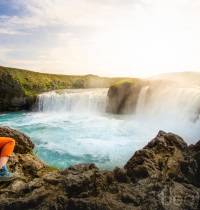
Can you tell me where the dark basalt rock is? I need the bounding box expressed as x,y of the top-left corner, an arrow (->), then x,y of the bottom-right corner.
106,80 -> 146,114
125,130 -> 189,182
0,126 -> 200,210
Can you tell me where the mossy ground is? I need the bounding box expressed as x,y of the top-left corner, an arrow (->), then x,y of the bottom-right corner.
111,78 -> 142,88
0,66 -> 132,97
0,66 -> 87,96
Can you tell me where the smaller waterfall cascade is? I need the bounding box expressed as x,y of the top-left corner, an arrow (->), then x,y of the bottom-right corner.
37,89 -> 108,113
135,85 -> 200,122
135,86 -> 150,114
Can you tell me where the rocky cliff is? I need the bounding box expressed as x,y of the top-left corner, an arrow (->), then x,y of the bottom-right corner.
0,126 -> 200,210
106,79 -> 147,114
106,79 -> 182,115
106,72 -> 200,115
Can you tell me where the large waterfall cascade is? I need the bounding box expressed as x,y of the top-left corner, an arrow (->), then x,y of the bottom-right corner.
37,88 -> 108,113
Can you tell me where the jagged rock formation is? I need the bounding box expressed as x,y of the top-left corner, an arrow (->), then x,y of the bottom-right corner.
0,127 -> 200,210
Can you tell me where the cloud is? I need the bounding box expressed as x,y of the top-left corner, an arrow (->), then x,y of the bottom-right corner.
0,0 -> 200,76
0,0 -> 145,33
0,28 -> 24,35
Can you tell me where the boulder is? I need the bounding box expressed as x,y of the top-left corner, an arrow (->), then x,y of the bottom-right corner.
125,130 -> 200,187
0,127 -> 34,154
125,131 -> 188,182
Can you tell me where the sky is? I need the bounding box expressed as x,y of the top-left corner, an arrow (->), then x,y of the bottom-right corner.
0,0 -> 200,77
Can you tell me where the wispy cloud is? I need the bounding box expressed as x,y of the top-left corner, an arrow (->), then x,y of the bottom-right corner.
0,0 -> 200,76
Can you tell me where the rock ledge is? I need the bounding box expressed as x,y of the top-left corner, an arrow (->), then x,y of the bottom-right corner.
0,127 -> 200,210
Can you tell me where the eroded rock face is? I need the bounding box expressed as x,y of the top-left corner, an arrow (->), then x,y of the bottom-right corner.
0,70 -> 37,112
0,127 -> 200,210
125,131 -> 188,182
124,130 -> 200,189
106,80 -> 146,114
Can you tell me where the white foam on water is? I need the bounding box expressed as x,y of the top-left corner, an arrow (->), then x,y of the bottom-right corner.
0,86 -> 200,169
37,88 -> 108,113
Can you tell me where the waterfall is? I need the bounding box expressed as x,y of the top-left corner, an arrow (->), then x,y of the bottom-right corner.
37,85 -> 200,123
135,85 -> 200,122
37,89 -> 108,113
135,86 -> 150,114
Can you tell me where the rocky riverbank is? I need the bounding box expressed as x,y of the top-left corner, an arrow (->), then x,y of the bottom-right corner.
0,126 -> 199,210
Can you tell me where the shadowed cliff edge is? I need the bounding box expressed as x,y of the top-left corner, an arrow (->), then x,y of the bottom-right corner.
0,126 -> 200,210
106,79 -> 146,114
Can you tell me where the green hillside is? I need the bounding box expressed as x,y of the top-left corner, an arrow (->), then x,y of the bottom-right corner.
0,66 -> 119,96
0,66 -> 130,111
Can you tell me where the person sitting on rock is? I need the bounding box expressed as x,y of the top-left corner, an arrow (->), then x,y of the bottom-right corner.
0,137 -> 15,181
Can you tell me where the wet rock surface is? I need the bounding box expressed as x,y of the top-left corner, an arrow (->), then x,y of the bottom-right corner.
0,127 -> 200,210
106,80 -> 146,114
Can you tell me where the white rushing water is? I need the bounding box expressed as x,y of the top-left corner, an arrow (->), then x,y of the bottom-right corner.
133,83 -> 200,141
0,85 -> 200,169
135,85 -> 200,122
37,89 -> 108,113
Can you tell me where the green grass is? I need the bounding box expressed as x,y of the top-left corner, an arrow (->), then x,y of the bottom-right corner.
0,66 -> 132,97
111,78 -> 142,88
0,66 -> 87,96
